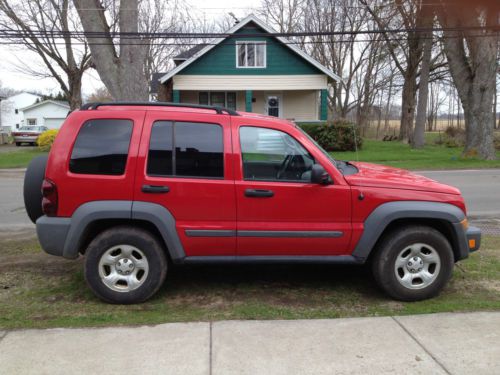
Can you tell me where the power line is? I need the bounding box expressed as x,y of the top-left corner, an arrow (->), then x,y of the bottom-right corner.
0,24 -> 497,40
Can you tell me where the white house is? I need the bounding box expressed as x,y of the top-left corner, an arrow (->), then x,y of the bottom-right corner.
20,100 -> 70,129
0,92 -> 41,131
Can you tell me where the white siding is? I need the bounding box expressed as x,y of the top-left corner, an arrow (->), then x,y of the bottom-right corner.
178,90 -> 319,121
173,75 -> 328,91
0,93 -> 41,131
282,90 -> 319,122
22,102 -> 69,130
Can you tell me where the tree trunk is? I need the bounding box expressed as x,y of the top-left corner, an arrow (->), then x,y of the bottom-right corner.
413,30 -> 433,148
437,2 -> 497,159
399,70 -> 417,142
74,0 -> 148,101
67,71 -> 83,110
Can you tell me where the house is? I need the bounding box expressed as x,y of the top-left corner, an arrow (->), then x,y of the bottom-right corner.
151,14 -> 341,123
20,100 -> 70,129
0,92 -> 41,131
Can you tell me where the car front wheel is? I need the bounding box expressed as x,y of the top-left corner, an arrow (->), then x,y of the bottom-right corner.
372,225 -> 454,301
84,226 -> 167,304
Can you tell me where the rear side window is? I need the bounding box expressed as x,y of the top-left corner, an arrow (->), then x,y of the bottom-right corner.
147,121 -> 223,178
70,119 -> 133,175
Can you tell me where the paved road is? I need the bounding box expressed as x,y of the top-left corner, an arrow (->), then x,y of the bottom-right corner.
419,169 -> 500,218
0,312 -> 498,374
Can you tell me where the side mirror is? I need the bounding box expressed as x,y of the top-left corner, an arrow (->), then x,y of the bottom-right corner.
311,164 -> 331,185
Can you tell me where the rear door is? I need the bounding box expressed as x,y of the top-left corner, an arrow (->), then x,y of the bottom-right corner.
233,120 -> 352,256
134,110 -> 236,257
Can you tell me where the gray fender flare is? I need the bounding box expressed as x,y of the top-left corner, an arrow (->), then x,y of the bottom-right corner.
62,200 -> 185,261
351,201 -> 466,261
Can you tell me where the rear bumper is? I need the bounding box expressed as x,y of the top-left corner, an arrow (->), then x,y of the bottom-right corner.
36,216 -> 72,258
14,135 -> 38,143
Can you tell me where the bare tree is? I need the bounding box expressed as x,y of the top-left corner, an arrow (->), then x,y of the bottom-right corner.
0,0 -> 91,109
73,0 -> 148,100
437,0 -> 498,159
413,1 -> 434,148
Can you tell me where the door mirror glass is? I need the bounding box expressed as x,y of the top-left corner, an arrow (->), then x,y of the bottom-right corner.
310,164 -> 331,185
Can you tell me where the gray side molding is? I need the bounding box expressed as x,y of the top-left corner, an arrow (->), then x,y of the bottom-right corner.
352,201 -> 466,261
132,201 -> 186,262
62,201 -> 133,258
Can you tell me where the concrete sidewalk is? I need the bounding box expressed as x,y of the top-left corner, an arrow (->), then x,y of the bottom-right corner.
0,312 -> 498,374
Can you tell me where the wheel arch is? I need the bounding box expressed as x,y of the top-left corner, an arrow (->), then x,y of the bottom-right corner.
352,201 -> 468,263
62,201 -> 186,262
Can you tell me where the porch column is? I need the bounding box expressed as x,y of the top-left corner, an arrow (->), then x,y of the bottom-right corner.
320,89 -> 328,121
172,90 -> 180,103
245,90 -> 252,112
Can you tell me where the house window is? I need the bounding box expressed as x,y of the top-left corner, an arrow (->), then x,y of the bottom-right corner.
27,118 -> 37,126
199,92 -> 237,110
236,42 -> 266,68
15,109 -> 18,114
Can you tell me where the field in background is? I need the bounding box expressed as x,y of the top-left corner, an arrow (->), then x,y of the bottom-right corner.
366,120 -> 467,139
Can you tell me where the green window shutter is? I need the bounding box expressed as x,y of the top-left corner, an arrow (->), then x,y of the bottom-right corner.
245,90 -> 253,112
320,89 -> 328,121
172,90 -> 180,103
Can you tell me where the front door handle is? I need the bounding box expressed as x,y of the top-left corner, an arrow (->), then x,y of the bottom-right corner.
142,185 -> 170,193
244,189 -> 274,198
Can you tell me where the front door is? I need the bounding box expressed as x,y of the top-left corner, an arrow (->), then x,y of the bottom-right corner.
265,94 -> 282,117
233,124 -> 352,256
134,111 -> 236,257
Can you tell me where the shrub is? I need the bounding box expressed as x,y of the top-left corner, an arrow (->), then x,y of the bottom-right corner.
494,132 -> 500,151
442,126 -> 465,148
299,119 -> 362,152
37,129 -> 59,151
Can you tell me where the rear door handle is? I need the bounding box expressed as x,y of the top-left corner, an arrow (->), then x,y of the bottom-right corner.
142,185 -> 170,193
244,189 -> 274,198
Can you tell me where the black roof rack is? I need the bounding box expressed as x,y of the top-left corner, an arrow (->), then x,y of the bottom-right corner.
80,102 -> 240,116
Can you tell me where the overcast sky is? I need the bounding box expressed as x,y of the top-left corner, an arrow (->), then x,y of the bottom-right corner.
0,0 -> 259,97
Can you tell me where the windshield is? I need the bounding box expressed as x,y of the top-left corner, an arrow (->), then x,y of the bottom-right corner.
295,125 -> 338,167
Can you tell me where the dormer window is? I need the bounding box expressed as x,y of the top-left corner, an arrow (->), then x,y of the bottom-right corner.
236,41 -> 266,68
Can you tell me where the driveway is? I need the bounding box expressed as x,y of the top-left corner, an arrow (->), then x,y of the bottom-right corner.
0,312 -> 498,374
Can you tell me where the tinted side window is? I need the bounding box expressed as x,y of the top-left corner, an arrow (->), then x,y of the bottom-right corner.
70,119 -> 133,175
147,121 -> 223,178
147,121 -> 173,176
240,126 -> 315,182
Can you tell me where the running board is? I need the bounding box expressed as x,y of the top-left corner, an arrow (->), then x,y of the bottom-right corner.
179,255 -> 364,265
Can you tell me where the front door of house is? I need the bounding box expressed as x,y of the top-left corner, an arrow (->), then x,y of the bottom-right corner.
265,94 -> 282,117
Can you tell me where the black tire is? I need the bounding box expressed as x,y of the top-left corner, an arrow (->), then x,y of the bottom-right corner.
23,155 -> 48,223
371,225 -> 454,301
84,226 -> 167,304
15,142 -> 21,146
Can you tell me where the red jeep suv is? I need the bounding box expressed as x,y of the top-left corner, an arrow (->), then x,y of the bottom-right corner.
24,102 -> 481,304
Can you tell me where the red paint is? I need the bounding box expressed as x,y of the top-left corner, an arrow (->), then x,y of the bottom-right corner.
46,105 -> 469,257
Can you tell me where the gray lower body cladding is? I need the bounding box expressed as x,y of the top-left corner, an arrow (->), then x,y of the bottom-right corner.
35,200 -> 480,264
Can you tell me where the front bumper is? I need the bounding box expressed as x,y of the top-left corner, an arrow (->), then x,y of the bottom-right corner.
465,226 -> 481,253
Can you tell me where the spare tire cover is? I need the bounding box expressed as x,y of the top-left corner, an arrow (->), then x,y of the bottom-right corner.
23,155 -> 48,223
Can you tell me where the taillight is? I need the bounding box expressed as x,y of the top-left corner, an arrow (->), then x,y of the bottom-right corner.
41,179 -> 58,216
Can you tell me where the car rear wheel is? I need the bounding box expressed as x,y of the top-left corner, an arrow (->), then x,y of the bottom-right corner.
84,226 -> 167,304
372,225 -> 454,301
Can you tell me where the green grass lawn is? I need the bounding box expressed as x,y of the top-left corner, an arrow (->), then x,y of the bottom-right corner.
1,236 -> 499,329
333,138 -> 500,170
0,148 -> 47,169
